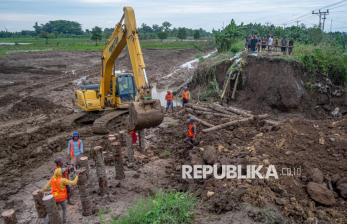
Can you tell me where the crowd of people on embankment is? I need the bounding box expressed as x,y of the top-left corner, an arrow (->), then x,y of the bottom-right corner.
246,35 -> 294,55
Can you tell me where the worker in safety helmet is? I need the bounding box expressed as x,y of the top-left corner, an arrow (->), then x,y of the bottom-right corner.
181,86 -> 190,107
67,131 -> 84,167
42,168 -> 79,223
54,157 -> 73,205
165,90 -> 174,113
184,117 -> 197,146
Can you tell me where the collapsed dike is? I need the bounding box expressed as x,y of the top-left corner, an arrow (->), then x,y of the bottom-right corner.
188,52 -> 346,118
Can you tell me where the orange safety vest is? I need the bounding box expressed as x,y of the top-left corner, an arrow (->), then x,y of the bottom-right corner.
165,93 -> 173,101
182,90 -> 190,100
69,139 -> 81,160
51,177 -> 68,202
187,123 -> 195,138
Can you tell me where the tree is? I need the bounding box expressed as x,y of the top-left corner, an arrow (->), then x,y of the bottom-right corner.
40,20 -> 82,35
193,30 -> 200,40
177,28 -> 187,40
162,21 -> 172,32
140,23 -> 153,33
91,26 -> 102,46
152,24 -> 161,33
157,31 -> 168,41
33,22 -> 41,35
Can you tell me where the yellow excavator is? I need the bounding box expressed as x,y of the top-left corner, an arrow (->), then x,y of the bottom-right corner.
74,6 -> 163,133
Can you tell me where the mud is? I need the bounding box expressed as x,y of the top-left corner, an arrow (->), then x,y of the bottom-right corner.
1,49 -> 347,224
0,48 -> 205,223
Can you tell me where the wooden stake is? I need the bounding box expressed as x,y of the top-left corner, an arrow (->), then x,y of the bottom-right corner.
202,117 -> 253,133
92,146 -> 108,195
186,108 -> 232,118
42,195 -> 62,224
78,156 -> 89,180
231,72 -> 240,100
138,130 -> 146,151
32,190 -> 46,218
119,130 -> 134,163
188,114 -> 214,127
112,142 -> 125,180
77,168 -> 94,216
1,209 -> 17,224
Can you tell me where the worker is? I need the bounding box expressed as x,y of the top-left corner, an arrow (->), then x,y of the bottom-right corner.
165,90 -> 174,113
54,158 -> 73,205
184,117 -> 196,146
181,87 -> 190,107
67,131 -> 84,167
42,168 -> 79,224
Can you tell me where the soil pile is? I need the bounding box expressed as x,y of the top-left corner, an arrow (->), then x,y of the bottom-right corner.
163,111 -> 347,223
189,54 -> 346,118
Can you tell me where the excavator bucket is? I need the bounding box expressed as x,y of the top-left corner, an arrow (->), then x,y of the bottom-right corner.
128,99 -> 164,130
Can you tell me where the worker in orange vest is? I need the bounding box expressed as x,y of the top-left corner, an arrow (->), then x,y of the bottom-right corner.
54,158 -> 74,205
67,131 -> 84,167
184,117 -> 197,146
165,90 -> 174,113
42,168 -> 79,223
182,86 -> 190,106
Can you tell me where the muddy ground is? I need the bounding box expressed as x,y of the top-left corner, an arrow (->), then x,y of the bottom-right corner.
0,48 -> 203,223
0,49 -> 347,224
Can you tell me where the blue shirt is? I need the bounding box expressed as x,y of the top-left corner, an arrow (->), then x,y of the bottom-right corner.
67,139 -> 84,158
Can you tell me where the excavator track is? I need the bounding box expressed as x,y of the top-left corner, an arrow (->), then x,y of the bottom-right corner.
92,110 -> 128,134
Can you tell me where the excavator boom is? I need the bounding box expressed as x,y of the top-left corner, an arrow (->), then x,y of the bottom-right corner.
75,6 -> 163,132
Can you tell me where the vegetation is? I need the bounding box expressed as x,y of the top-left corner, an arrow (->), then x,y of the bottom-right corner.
91,26 -> 102,46
213,19 -> 347,86
111,191 -> 196,224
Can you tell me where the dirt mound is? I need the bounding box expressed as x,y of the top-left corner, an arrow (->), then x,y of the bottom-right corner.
9,96 -> 65,117
240,56 -> 307,111
158,110 -> 347,223
190,54 -> 346,118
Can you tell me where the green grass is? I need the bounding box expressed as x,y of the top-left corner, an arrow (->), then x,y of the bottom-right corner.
290,43 -> 347,86
111,191 -> 196,224
0,37 -> 214,57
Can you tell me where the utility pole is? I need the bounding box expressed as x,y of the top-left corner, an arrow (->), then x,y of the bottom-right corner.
312,10 -> 329,31
330,19 -> 333,33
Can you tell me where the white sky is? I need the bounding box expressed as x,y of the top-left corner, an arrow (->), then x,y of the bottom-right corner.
0,0 -> 346,32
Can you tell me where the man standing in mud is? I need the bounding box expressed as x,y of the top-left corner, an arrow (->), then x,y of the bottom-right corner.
165,90 -> 174,113
184,117 -> 197,146
54,158 -> 74,205
67,131 -> 84,167
181,86 -> 190,107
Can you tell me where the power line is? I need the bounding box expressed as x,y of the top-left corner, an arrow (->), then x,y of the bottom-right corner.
283,0 -> 347,27
318,0 -> 347,10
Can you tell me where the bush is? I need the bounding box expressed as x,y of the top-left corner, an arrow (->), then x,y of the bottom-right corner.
294,44 -> 347,86
111,191 -> 196,224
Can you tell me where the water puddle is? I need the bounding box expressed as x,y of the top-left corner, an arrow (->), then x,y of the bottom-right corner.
0,42 -> 32,46
151,85 -> 180,107
163,49 -> 217,79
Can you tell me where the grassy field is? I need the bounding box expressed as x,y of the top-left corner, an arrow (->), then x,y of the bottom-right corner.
0,36 -> 214,56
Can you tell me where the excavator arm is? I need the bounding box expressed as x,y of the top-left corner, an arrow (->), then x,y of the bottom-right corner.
100,6 -> 149,108
99,6 -> 163,130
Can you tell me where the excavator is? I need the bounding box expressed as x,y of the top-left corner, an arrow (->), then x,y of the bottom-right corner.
74,6 -> 163,133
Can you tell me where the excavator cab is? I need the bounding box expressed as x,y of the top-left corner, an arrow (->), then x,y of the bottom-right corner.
115,73 -> 136,102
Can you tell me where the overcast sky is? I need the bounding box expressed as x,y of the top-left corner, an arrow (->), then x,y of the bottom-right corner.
1,0 -> 347,32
